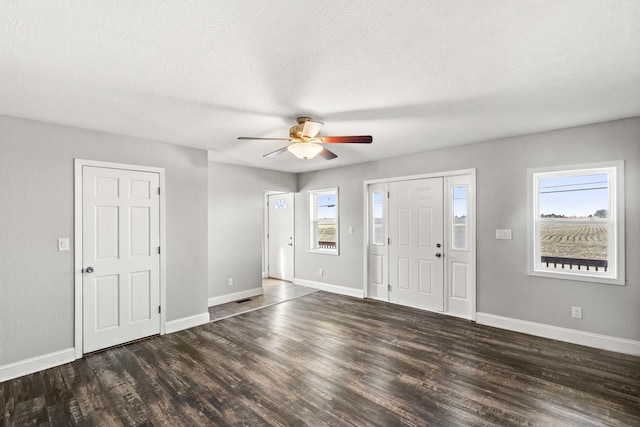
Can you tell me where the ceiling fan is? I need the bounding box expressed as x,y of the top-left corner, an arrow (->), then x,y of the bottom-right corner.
238,116 -> 373,160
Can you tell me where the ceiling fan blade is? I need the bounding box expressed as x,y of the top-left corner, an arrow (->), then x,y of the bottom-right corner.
301,120 -> 324,138
263,146 -> 290,158
238,137 -> 292,141
318,147 -> 338,160
320,135 -> 373,144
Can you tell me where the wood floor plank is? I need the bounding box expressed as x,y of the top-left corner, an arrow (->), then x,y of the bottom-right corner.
2,291 -> 640,426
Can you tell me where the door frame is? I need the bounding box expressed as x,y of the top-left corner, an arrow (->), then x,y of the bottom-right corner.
263,191 -> 295,280
362,168 -> 477,320
74,159 -> 167,359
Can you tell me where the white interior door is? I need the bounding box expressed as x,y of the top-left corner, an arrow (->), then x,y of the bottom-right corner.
367,183 -> 389,300
82,166 -> 161,353
389,178 -> 444,311
268,193 -> 294,281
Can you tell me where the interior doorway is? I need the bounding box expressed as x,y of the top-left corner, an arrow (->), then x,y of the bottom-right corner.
266,192 -> 294,281
74,159 -> 166,357
364,170 -> 476,320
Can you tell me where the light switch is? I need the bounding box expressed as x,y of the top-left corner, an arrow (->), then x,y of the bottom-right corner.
348,226 -> 354,234
58,238 -> 70,251
496,229 -> 512,240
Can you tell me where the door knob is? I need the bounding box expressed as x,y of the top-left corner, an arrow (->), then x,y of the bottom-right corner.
436,243 -> 441,248
288,243 -> 293,246
85,266 -> 94,273
435,253 -> 442,258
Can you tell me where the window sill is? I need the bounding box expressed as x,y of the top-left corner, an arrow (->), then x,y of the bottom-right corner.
528,269 -> 624,286
309,249 -> 339,256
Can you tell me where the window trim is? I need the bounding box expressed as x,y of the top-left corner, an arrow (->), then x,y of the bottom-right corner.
309,187 -> 339,255
527,161 -> 625,285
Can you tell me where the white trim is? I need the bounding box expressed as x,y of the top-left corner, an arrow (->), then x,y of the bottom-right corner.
0,348 -> 75,383
308,187 -> 339,255
293,278 -> 365,299
476,313 -> 640,356
165,313 -> 211,334
74,159 -> 167,359
363,168 -> 476,185
362,169 -> 477,319
527,160 -> 625,286
263,190 -> 292,281
208,287 -> 264,307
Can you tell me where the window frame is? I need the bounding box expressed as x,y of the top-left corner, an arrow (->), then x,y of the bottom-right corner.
527,161 -> 625,285
309,187 -> 339,255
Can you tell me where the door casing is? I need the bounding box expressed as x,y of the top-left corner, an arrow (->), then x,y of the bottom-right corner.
74,159 -> 167,359
267,192 -> 295,281
363,169 -> 476,320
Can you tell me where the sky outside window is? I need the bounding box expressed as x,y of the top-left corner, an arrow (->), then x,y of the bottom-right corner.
539,173 -> 608,218
317,193 -> 336,218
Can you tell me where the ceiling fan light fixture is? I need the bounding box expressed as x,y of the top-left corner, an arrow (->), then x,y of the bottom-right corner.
301,120 -> 324,138
287,142 -> 323,160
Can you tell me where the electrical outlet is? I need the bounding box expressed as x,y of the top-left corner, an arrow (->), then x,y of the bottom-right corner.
318,268 -> 323,276
227,278 -> 233,286
572,306 -> 582,319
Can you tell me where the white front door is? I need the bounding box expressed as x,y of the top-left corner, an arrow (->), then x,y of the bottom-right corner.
82,166 -> 161,353
367,183 -> 389,300
268,193 -> 294,281
388,178 -> 444,311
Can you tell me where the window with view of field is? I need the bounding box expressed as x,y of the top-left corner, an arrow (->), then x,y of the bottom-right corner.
452,185 -> 468,251
309,188 -> 339,254
529,162 -> 624,285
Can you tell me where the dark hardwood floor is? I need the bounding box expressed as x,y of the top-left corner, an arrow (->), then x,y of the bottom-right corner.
2,291 -> 639,426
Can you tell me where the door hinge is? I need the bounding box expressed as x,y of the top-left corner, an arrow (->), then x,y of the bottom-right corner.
387,237 -> 390,245
158,305 -> 161,314
158,246 -> 161,254
388,284 -> 391,291
387,191 -> 390,198
158,187 -> 161,195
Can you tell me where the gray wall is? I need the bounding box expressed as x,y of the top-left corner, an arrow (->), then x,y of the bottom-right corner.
208,162 -> 296,299
0,115 -> 209,365
295,118 -> 640,341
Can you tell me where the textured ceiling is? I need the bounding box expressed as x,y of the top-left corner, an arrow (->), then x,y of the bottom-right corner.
1,1 -> 639,173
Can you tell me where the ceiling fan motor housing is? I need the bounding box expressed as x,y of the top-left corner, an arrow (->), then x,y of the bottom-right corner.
289,116 -> 314,139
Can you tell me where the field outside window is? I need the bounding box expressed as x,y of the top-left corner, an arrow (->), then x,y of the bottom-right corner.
309,188 -> 339,254
528,162 -> 624,285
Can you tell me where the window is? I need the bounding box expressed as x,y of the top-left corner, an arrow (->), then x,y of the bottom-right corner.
371,191 -> 385,246
528,162 -> 625,285
274,199 -> 288,209
309,188 -> 339,254
451,185 -> 468,251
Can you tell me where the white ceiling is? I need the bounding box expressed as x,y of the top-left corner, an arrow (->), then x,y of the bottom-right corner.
1,1 -> 639,173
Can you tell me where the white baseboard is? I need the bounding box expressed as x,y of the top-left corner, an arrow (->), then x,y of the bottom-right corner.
293,278 -> 365,299
0,348 -> 75,383
208,287 -> 263,307
476,312 -> 640,356
165,312 -> 210,334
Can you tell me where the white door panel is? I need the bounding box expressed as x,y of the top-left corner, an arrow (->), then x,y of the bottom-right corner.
268,193 -> 294,281
389,178 -> 444,311
83,166 -> 160,353
445,175 -> 475,318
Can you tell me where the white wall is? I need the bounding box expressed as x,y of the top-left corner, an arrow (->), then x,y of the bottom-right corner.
0,115 -> 209,366
295,118 -> 640,341
208,162 -> 296,300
